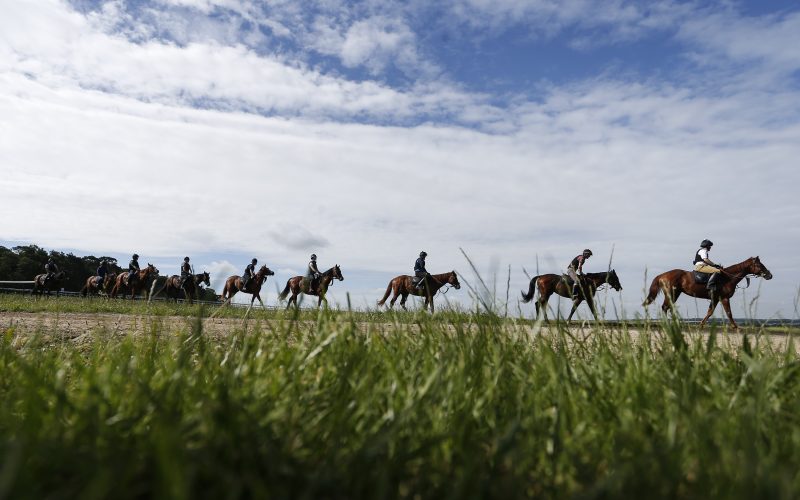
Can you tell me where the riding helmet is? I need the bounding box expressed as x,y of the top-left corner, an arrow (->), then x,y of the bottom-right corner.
700,239 -> 713,248
583,249 -> 593,256
132,254 -> 139,259
420,251 -> 427,257
184,256 -> 190,262
311,254 -> 317,260
252,258 -> 257,264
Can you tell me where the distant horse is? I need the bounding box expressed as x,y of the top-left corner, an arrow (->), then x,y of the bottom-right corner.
643,256 -> 772,329
155,272 -> 210,304
219,265 -> 275,310
279,265 -> 343,309
79,273 -> 117,297
110,264 -> 159,299
521,270 -> 622,322
31,271 -> 67,296
377,271 -> 461,313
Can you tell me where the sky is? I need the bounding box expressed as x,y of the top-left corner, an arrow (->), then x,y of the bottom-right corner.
1,0 -> 798,319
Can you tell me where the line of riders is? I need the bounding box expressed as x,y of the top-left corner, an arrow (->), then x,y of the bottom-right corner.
33,239 -> 772,327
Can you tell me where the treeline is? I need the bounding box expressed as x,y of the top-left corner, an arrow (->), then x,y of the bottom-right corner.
0,245 -> 218,300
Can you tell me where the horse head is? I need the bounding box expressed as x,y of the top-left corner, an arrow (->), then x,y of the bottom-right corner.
258,265 -> 275,279
607,269 -> 622,291
199,271 -> 211,287
448,270 -> 461,289
750,256 -> 773,280
145,263 -> 159,277
333,265 -> 344,281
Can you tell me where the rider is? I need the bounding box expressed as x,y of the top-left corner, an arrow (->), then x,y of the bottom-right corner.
242,258 -> 257,291
96,259 -> 109,287
567,249 -> 592,297
44,257 -> 59,285
128,254 -> 140,285
414,251 -> 429,290
307,254 -> 321,293
179,257 -> 191,288
693,239 -> 723,292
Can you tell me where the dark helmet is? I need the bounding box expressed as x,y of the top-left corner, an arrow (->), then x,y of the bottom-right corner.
132,254 -> 139,259
251,258 -> 257,264
311,254 -> 317,260
420,251 -> 427,257
700,239 -> 713,248
583,249 -> 593,256
184,256 -> 190,262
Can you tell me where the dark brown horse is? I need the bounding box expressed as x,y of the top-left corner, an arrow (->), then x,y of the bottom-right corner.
279,265 -> 343,309
110,264 -> 159,299
643,256 -> 772,329
521,270 -> 622,322
79,272 -> 117,297
154,272 -> 210,304
31,271 -> 67,296
219,265 -> 275,310
377,271 -> 461,313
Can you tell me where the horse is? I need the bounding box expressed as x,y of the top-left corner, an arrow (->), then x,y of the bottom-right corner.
31,271 -> 67,296
377,271 -> 461,313
521,270 -> 622,322
110,264 -> 159,299
79,273 -> 117,297
279,265 -> 344,309
219,265 -> 275,310
643,256 -> 772,329
154,272 -> 210,304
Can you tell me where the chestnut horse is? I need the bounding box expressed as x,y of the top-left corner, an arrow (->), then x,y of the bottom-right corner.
219,265 -> 275,310
110,264 -> 159,299
279,265 -> 343,309
31,271 -> 67,296
155,272 -> 210,304
80,273 -> 117,297
643,256 -> 772,329
521,270 -> 622,322
377,271 -> 461,313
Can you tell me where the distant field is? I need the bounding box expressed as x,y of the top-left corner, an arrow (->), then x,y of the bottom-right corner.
2,294 -> 800,498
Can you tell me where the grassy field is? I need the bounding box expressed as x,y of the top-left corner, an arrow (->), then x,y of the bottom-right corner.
2,295 -> 800,498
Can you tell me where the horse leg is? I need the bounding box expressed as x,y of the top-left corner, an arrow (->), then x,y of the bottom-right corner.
389,289 -> 400,308
400,293 -> 409,311
567,298 -> 581,322
720,298 -> 738,330
699,298 -> 719,328
585,295 -> 599,321
662,290 -> 680,314
257,293 -> 267,310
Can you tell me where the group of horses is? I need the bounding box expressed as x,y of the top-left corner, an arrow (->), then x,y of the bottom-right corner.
28,255 -> 774,328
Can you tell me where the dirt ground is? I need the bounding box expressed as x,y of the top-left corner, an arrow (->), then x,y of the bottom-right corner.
1,311 -> 797,354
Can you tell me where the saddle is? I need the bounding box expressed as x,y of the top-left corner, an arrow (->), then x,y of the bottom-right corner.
561,274 -> 575,286
692,271 -> 711,284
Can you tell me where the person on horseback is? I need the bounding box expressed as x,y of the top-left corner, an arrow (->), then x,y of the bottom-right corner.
44,257 -> 59,285
307,254 -> 321,293
693,239 -> 723,292
242,258 -> 257,291
179,257 -> 191,288
96,260 -> 109,287
567,249 -> 592,298
414,251 -> 429,290
128,254 -> 140,285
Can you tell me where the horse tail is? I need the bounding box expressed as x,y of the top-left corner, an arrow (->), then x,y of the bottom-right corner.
278,280 -> 291,300
377,281 -> 393,306
521,276 -> 539,303
643,276 -> 662,306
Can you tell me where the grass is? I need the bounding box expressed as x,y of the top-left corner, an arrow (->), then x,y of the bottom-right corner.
2,295 -> 800,498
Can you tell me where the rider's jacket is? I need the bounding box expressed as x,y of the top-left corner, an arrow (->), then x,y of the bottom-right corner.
308,261 -> 320,276
414,257 -> 427,275
97,264 -> 107,277
45,262 -> 58,273
181,262 -> 191,275
244,263 -> 255,278
693,248 -> 710,265
568,255 -> 585,271
129,259 -> 140,272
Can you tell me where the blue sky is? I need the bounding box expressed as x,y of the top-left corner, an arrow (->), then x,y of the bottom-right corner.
1,0 -> 798,318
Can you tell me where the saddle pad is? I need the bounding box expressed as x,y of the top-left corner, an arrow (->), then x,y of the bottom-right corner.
692,271 -> 711,284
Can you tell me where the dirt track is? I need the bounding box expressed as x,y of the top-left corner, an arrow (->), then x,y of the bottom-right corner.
1,311 -> 797,353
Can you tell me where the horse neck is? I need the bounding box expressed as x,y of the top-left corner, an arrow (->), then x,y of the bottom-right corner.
723,259 -> 753,281
585,272 -> 609,285
320,267 -> 336,283
139,267 -> 152,278
429,272 -> 453,289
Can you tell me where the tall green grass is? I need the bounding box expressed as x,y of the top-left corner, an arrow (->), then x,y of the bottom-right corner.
2,306 -> 800,499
